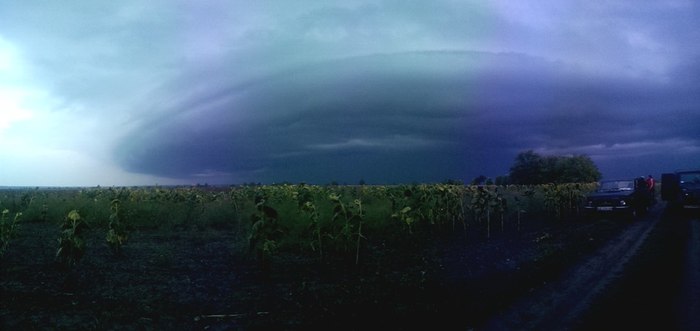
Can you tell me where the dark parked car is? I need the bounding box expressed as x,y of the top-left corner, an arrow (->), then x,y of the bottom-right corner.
584,178 -> 652,219
661,169 -> 700,211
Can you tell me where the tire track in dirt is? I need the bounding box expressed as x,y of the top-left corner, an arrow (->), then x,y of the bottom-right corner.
481,205 -> 663,331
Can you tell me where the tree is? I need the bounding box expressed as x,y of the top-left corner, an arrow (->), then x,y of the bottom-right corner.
555,154 -> 601,183
509,150 -> 544,184
471,175 -> 488,185
509,150 -> 601,184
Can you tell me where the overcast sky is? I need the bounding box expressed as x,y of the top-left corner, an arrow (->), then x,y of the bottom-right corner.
1,1 -> 699,186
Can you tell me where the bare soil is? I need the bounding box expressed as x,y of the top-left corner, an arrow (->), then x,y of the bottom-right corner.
1,204 -> 697,330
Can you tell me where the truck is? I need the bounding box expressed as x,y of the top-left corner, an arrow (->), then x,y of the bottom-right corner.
661,169 -> 700,211
584,178 -> 652,219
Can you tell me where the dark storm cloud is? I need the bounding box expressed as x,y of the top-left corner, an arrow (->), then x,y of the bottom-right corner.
114,50 -> 699,184
3,1 -> 699,186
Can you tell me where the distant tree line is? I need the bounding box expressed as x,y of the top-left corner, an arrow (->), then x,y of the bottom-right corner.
508,150 -> 601,184
470,150 -> 601,185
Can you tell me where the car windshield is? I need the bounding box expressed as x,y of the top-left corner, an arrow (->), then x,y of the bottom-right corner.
598,180 -> 634,191
679,172 -> 700,188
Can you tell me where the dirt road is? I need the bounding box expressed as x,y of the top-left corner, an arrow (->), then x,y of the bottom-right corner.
680,215 -> 700,329
481,203 -> 700,331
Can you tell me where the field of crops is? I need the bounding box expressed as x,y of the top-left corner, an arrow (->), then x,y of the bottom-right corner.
1,183 -> 615,329
1,183 -> 598,262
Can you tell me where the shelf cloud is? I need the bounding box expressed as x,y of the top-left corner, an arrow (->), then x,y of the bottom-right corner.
1,1 -> 698,186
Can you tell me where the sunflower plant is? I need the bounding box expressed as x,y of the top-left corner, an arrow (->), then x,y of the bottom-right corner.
56,210 -> 88,267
